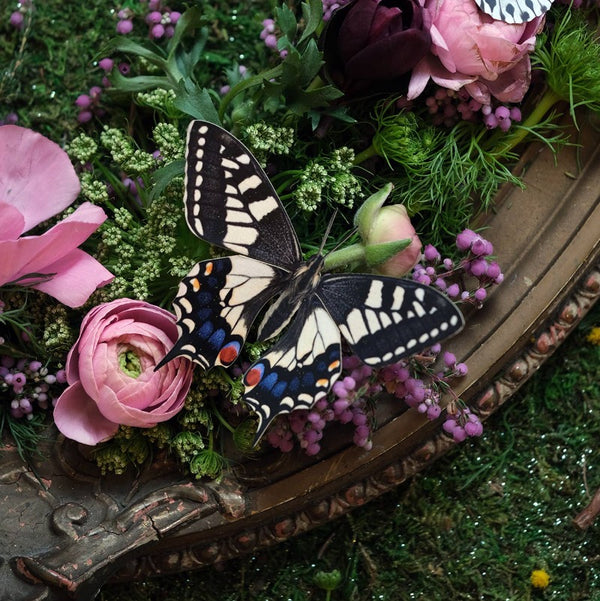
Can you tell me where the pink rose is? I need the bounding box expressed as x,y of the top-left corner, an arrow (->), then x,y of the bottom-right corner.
54,299 -> 194,445
368,204 -> 422,276
0,125 -> 113,307
408,0 -> 544,104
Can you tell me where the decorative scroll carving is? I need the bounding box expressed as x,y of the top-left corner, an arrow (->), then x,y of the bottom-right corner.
0,434 -> 246,601
109,264 -> 600,581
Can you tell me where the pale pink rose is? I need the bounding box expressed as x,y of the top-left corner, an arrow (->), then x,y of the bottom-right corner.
408,0 -> 544,104
0,125 -> 113,307
53,299 -> 194,445
368,205 -> 422,276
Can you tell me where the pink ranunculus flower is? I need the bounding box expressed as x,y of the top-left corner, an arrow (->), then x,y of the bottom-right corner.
407,0 -> 545,104
368,204 -> 422,276
54,299 -> 194,445
0,125 -> 113,307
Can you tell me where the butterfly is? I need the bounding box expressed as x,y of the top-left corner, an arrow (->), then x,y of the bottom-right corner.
157,121 -> 464,444
473,0 -> 554,23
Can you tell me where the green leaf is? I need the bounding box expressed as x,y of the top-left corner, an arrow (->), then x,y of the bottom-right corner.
275,3 -> 297,42
365,239 -> 412,267
299,0 -> 324,45
108,71 -> 173,93
166,7 -> 203,58
150,158 -> 184,201
174,80 -> 221,123
298,38 -> 323,85
98,37 -> 166,69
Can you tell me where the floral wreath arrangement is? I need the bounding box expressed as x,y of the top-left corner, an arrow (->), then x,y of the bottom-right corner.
1,0 -> 600,480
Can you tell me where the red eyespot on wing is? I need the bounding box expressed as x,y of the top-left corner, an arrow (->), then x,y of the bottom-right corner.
244,364 -> 264,387
218,341 -> 240,366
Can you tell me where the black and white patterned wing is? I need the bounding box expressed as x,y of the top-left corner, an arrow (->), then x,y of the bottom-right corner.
318,274 -> 464,366
157,256 -> 287,370
184,121 -> 302,268
473,0 -> 553,23
243,298 -> 342,444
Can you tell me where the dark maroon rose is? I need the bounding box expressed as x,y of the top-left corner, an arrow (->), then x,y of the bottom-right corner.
322,0 -> 431,95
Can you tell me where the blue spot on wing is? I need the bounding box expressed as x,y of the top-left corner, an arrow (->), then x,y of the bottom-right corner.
199,321 -> 214,338
261,372 -> 278,391
208,328 -> 226,349
273,381 -> 287,398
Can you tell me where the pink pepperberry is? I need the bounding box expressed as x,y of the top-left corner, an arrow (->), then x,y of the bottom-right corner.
169,11 -> 181,24
423,244 -> 440,262
510,107 -> 522,121
446,283 -> 460,298
495,106 -> 511,120
453,427 -> 467,442
75,94 -> 92,108
116,19 -> 134,34
474,288 -> 487,301
427,405 -> 441,420
151,23 -> 165,38
98,58 -> 114,72
146,10 -> 162,24
10,11 -> 24,28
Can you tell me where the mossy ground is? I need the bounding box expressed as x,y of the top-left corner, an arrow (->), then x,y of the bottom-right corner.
99,301 -> 600,600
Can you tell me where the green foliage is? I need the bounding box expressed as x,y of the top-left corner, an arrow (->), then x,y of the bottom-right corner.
534,8 -> 600,121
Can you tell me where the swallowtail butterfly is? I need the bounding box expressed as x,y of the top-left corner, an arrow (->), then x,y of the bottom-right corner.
158,121 -> 464,444
473,0 -> 554,23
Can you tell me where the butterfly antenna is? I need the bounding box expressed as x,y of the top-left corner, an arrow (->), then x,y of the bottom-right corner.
320,213 -> 359,258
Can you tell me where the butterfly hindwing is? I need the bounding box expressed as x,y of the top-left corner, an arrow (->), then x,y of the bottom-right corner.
158,255 -> 287,370
473,0 -> 553,23
317,274 -> 464,366
184,121 -> 302,268
243,298 -> 342,443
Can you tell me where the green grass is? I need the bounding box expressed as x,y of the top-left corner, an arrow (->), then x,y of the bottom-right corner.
100,300 -> 600,600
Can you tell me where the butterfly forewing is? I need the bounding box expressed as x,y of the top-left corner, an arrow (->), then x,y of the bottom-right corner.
317,274 -> 464,366
158,256 -> 287,370
243,298 -> 342,443
184,121 -> 302,268
473,0 -> 553,23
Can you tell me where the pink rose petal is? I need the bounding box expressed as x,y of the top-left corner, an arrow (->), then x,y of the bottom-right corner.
54,381 -> 119,445
0,125 -> 80,232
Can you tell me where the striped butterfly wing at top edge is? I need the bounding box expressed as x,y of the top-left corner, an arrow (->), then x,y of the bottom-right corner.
184,121 -> 302,268
317,274 -> 464,367
243,297 -> 342,444
473,0 -> 553,23
158,255 -> 288,370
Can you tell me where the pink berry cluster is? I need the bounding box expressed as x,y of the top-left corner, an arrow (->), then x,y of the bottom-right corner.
74,59 -> 131,123
442,404 -> 483,442
116,1 -> 180,39
143,2 -> 181,40
378,344 -> 468,420
9,0 -> 32,30
75,85 -> 104,124
413,229 -> 503,307
266,356 -> 380,456
0,355 -> 66,419
425,87 -> 521,131
482,105 -> 522,132
259,19 -> 287,58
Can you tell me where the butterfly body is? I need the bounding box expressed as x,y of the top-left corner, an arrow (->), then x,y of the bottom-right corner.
160,121 -> 465,443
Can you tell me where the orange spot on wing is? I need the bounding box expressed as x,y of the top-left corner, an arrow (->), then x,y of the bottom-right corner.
219,345 -> 238,365
316,378 -> 329,387
191,278 -> 201,292
328,360 -> 340,371
204,262 -> 213,276
245,368 -> 262,387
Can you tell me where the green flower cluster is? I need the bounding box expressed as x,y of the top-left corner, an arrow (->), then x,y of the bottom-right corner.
243,122 -> 295,167
294,147 -> 362,212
